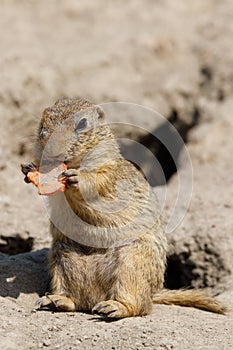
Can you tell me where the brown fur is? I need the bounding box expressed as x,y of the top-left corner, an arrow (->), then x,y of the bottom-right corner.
22,97 -> 227,318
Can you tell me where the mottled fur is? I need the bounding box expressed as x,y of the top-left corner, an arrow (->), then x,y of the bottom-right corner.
22,97 -> 227,318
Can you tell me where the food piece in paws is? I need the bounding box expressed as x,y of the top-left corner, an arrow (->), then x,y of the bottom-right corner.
27,163 -> 67,196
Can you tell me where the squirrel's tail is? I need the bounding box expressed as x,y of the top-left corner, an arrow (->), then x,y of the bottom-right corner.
152,289 -> 229,314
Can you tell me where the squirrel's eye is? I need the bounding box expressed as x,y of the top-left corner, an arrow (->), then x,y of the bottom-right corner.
75,118 -> 87,133
39,127 -> 49,139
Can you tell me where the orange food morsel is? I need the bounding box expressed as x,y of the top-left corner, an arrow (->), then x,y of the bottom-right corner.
27,163 -> 67,196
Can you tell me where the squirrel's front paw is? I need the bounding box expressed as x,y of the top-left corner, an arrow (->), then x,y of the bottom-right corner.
59,169 -> 79,188
21,162 -> 37,183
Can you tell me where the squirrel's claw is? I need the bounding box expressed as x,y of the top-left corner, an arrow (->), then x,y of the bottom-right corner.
21,162 -> 37,176
59,169 -> 79,189
21,162 -> 37,184
34,294 -> 76,312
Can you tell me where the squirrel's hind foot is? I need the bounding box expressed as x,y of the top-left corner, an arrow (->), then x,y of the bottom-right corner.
34,294 -> 76,312
92,300 -> 135,319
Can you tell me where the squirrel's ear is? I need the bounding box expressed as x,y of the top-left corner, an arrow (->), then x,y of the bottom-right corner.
96,106 -> 105,120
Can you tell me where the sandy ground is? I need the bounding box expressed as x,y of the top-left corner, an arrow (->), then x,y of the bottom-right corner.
0,0 -> 233,349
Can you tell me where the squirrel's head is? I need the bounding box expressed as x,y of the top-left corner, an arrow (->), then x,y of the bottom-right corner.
35,97 -> 119,168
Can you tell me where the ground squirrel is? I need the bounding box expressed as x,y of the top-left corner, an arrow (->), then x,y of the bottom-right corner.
21,97 -> 227,318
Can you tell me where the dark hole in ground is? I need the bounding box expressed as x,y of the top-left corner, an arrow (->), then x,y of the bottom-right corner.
165,253 -> 196,289
136,125 -> 177,185
0,234 -> 34,255
120,108 -> 200,187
